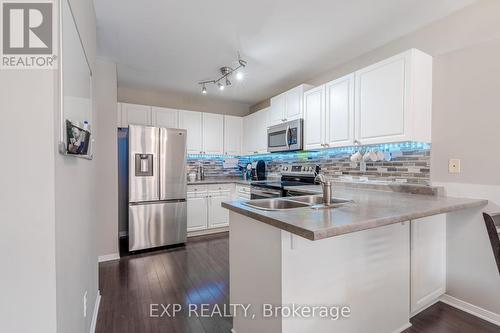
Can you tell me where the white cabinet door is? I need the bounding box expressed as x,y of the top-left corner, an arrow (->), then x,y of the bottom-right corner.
268,93 -> 285,126
303,85 -> 325,150
355,53 -> 408,144
121,103 -> 152,127
202,113 -> 224,155
208,190 -> 231,228
325,74 -> 355,147
224,115 -> 243,155
255,108 -> 269,153
152,107 -> 179,128
187,194 -> 208,232
285,85 -> 304,121
179,110 -> 203,154
243,109 -> 267,155
243,112 -> 256,155
410,214 -> 446,314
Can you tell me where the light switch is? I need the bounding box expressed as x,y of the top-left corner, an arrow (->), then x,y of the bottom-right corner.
449,159 -> 461,174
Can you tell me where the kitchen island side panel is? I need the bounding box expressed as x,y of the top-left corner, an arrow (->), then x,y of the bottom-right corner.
229,212 -> 283,333
281,222 -> 411,333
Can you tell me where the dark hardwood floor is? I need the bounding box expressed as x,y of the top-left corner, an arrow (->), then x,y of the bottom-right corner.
97,233 -> 500,333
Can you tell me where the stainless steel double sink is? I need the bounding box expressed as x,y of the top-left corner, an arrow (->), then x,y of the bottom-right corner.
241,195 -> 353,211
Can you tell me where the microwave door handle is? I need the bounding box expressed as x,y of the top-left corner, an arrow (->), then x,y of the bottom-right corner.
285,126 -> 290,149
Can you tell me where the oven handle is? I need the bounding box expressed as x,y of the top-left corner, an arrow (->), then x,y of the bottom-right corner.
251,187 -> 282,197
285,125 -> 290,149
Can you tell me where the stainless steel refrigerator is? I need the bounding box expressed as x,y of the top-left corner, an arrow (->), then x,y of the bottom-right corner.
127,124 -> 187,251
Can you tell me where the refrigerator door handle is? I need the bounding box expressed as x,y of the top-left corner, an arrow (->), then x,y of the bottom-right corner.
130,199 -> 187,206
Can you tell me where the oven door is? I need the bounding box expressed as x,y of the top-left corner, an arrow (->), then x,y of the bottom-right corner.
267,119 -> 303,152
250,186 -> 282,200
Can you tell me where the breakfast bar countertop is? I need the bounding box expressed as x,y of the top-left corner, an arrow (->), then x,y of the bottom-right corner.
222,185 -> 487,240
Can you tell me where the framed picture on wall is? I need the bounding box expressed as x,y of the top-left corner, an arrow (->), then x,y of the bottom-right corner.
65,120 -> 90,155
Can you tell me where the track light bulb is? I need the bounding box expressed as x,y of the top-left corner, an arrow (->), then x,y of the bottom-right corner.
218,82 -> 224,91
201,85 -> 207,94
236,71 -> 244,81
225,77 -> 231,86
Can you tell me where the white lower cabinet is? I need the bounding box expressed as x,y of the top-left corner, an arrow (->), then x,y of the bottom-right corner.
187,186 -> 208,232
208,190 -> 231,228
410,214 -> 446,314
187,184 -> 234,233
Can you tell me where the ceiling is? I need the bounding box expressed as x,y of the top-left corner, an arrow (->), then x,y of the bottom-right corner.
95,0 -> 476,105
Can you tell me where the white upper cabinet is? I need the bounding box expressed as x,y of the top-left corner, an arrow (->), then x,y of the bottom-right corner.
268,93 -> 286,126
254,108 -> 269,153
202,113 -> 224,155
285,85 -> 306,120
179,110 -> 203,154
152,107 -> 179,128
304,74 -> 354,149
325,74 -> 355,147
243,107 -> 268,155
354,49 -> 432,144
119,103 -> 152,127
224,115 -> 243,155
268,84 -> 312,127
303,85 -> 326,150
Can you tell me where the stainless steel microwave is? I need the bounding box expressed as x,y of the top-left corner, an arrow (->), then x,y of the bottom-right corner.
267,119 -> 303,152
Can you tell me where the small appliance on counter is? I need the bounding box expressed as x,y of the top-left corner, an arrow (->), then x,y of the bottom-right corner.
251,160 -> 266,181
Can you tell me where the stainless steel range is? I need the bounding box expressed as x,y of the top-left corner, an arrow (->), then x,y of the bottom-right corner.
250,164 -> 320,199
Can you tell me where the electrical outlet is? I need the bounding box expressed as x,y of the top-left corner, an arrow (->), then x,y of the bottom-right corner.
83,291 -> 87,317
449,158 -> 461,174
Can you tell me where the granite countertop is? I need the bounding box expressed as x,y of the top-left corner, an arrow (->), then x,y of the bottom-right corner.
222,186 -> 487,241
187,178 -> 254,185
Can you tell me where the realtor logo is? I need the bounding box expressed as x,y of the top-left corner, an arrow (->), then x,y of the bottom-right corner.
1,1 -> 57,69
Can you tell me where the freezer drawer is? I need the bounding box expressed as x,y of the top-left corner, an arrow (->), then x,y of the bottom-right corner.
129,200 -> 187,251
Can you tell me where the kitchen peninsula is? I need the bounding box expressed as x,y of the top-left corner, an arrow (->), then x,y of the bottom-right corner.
222,185 -> 487,333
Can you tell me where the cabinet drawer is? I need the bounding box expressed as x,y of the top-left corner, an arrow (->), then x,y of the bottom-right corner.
208,183 -> 234,192
236,185 -> 250,194
187,185 -> 208,197
237,194 -> 251,200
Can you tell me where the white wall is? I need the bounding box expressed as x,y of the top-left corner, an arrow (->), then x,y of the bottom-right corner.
0,70 -> 58,333
436,183 -> 500,322
54,0 -> 99,332
95,58 -> 119,258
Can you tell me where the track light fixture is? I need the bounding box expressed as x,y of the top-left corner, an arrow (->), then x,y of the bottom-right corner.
198,54 -> 247,94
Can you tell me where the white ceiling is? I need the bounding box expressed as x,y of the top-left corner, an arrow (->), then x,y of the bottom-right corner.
95,0 -> 476,105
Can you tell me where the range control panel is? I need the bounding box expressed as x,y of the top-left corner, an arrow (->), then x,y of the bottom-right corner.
280,164 -> 317,176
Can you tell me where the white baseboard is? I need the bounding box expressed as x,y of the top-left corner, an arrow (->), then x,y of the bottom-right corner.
188,227 -> 229,238
393,322 -> 412,333
90,290 -> 101,333
440,294 -> 500,326
98,253 -> 120,263
410,297 -> 441,317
